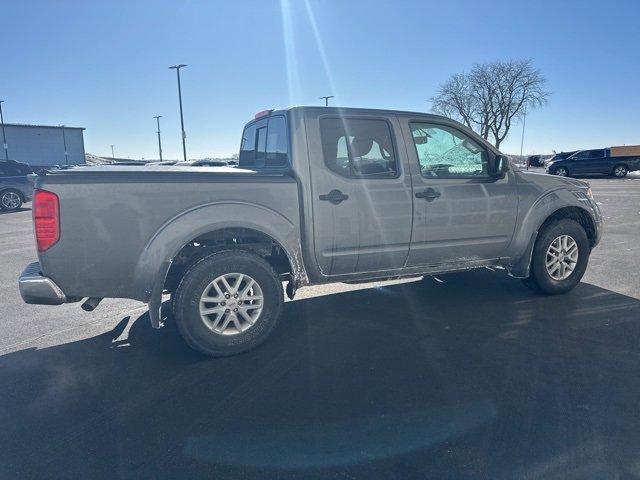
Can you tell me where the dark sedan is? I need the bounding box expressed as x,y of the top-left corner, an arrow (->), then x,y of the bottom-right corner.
0,161 -> 35,211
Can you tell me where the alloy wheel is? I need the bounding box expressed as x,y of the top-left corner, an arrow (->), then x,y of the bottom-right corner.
614,166 -> 627,177
199,273 -> 263,335
545,235 -> 579,280
1,191 -> 21,210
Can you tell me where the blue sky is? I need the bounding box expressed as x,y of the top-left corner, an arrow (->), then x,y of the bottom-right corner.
1,0 -> 639,159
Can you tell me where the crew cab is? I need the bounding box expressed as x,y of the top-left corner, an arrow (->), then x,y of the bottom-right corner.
19,107 -> 603,356
547,147 -> 640,178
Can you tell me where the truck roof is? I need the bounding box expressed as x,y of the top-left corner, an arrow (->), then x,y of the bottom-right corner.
268,105 -> 452,121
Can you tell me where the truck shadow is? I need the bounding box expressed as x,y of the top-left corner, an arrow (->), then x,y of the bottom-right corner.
2,269 -> 640,479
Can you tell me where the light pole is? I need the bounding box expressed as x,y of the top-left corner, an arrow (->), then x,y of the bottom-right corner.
519,107 -> 527,170
169,64 -> 188,161
111,145 -> 115,158
153,115 -> 163,161
60,125 -> 68,165
319,95 -> 334,106
0,100 -> 9,160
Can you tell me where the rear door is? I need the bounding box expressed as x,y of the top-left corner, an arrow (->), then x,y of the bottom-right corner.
307,115 -> 413,275
401,119 -> 518,266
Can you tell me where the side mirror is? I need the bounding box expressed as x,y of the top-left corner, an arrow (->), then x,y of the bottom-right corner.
492,154 -> 509,178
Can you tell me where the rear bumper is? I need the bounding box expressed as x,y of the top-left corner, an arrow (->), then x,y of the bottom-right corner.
18,262 -> 67,305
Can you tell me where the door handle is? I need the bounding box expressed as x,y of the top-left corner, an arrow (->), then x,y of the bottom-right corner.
319,189 -> 349,205
415,188 -> 441,202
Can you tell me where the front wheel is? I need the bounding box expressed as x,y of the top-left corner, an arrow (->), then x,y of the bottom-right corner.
0,190 -> 23,211
612,164 -> 628,178
173,250 -> 283,357
522,219 -> 590,295
555,167 -> 569,177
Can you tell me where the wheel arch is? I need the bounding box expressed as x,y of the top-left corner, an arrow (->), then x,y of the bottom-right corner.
509,200 -> 597,278
132,201 -> 307,328
536,206 -> 597,248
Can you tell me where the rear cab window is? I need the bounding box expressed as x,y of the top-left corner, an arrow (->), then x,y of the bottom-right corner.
239,115 -> 289,171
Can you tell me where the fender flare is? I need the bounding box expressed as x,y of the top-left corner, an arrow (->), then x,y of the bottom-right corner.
508,189 -> 596,278
133,201 -> 307,328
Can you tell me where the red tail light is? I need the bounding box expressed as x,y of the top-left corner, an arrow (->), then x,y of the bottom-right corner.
33,189 -> 60,252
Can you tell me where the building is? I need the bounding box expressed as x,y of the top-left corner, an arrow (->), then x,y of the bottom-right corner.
0,123 -> 85,169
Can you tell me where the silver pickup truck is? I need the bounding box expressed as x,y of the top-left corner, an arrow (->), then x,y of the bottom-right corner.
19,107 -> 603,356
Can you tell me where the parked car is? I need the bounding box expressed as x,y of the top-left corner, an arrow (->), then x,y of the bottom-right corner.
527,155 -> 545,167
547,148 -> 640,177
0,160 -> 35,212
19,107 -> 602,356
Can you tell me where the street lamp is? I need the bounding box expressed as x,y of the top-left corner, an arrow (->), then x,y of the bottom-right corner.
153,115 -> 163,161
319,95 -> 334,106
60,125 -> 68,165
169,64 -> 188,161
0,100 -> 9,160
520,107 -> 527,170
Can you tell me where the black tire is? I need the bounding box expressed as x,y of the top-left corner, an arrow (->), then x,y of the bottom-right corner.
173,250 -> 283,357
0,189 -> 23,212
523,218 -> 590,295
555,166 -> 569,177
612,164 -> 628,178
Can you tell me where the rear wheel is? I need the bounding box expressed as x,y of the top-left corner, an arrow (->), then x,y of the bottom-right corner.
522,219 -> 590,295
173,250 -> 283,356
612,164 -> 628,178
0,189 -> 23,211
555,166 -> 569,177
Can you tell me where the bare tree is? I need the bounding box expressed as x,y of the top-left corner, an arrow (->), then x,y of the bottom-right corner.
431,59 -> 550,149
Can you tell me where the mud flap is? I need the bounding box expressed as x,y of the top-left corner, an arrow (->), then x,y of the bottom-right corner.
148,260 -> 171,329
508,230 -> 538,279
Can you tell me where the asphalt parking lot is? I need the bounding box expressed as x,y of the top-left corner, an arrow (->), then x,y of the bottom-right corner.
1,173 -> 639,479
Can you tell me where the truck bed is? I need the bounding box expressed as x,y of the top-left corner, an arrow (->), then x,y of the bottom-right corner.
35,166 -> 300,301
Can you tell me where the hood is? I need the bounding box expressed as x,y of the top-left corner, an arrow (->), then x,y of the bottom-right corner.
519,170 -> 589,190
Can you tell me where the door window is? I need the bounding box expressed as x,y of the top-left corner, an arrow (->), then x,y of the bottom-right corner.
0,164 -> 20,176
410,123 -> 488,177
589,149 -> 605,159
571,151 -> 590,160
320,118 -> 398,178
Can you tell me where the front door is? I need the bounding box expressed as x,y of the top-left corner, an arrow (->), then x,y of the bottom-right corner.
401,120 -> 518,266
586,149 -> 609,174
307,115 -> 413,276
